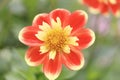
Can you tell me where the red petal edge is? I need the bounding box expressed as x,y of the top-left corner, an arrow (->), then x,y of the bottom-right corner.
67,10 -> 88,33
18,26 -> 43,46
82,0 -> 100,8
74,28 -> 95,49
62,47 -> 84,70
43,53 -> 62,80
49,8 -> 71,27
25,47 -> 47,66
32,13 -> 50,27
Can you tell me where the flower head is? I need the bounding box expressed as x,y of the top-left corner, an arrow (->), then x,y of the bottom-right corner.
81,0 -> 120,17
18,9 -> 95,80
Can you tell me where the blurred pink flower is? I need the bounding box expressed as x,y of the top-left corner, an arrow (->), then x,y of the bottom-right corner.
89,14 -> 111,35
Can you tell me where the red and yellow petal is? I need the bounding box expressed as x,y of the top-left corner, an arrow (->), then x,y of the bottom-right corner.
32,13 -> 50,27
62,47 -> 84,70
99,3 -> 109,15
19,26 -> 43,46
117,0 -> 120,3
109,3 -> 120,16
74,28 -> 95,49
66,10 -> 88,33
82,0 -> 100,8
49,9 -> 70,27
43,53 -> 62,80
25,47 -> 47,66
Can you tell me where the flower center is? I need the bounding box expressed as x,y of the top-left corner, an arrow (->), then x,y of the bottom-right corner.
44,27 -> 67,52
35,17 -> 78,59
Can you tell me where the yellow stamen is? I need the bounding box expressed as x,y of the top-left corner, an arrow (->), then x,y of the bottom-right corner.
67,37 -> 79,46
35,31 -> 46,41
49,50 -> 56,60
63,25 -> 72,35
51,17 -> 62,29
40,46 -> 49,53
63,45 -> 70,54
36,17 -> 79,60
39,22 -> 51,31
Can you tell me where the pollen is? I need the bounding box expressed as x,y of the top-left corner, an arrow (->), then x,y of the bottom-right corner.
45,28 -> 68,51
35,17 -> 78,60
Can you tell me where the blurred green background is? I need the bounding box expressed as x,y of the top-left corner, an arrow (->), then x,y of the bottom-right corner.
0,0 -> 120,80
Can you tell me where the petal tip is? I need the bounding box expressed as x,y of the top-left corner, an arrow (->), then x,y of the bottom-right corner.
25,55 -> 37,66
70,56 -> 85,71
74,10 -> 88,23
80,10 -> 88,22
87,29 -> 95,48
18,28 -> 26,44
44,73 -> 59,80
115,11 -> 120,17
18,26 -> 42,46
32,13 -> 49,26
89,7 -> 100,14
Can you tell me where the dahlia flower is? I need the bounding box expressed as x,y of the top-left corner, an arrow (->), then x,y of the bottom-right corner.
18,9 -> 95,80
